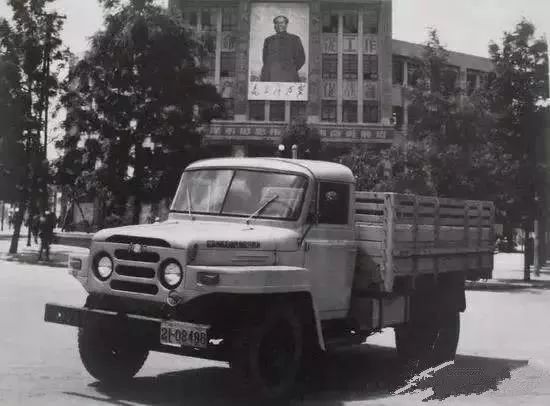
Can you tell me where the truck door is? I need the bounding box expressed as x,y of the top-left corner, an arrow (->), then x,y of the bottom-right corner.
304,181 -> 356,319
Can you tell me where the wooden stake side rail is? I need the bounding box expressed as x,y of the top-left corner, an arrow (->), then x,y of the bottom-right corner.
353,191 -> 495,292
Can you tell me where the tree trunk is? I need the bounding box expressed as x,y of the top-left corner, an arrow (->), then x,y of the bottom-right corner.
534,219 -> 541,276
9,126 -> 33,254
9,191 -> 28,255
524,224 -> 532,282
1,201 -> 4,231
132,143 -> 144,225
539,215 -> 547,267
503,221 -> 514,252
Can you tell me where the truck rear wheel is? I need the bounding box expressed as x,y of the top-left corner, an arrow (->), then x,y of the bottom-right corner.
78,322 -> 149,384
230,304 -> 303,400
395,311 -> 460,371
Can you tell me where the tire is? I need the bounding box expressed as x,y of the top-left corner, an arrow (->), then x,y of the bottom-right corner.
395,311 -> 460,372
230,303 -> 303,400
78,321 -> 149,384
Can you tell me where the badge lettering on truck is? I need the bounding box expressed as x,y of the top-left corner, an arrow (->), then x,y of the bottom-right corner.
206,241 -> 261,249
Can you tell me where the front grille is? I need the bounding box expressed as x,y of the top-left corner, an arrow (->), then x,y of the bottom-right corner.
116,265 -> 156,279
106,235 -> 171,248
114,249 -> 160,263
110,280 -> 159,295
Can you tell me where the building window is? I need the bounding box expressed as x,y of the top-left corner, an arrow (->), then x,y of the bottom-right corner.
321,100 -> 337,122
392,106 -> 403,128
249,101 -> 265,121
343,54 -> 358,80
203,54 -> 215,76
201,9 -> 215,31
222,7 -> 237,31
407,104 -> 419,126
442,65 -> 459,91
322,54 -> 337,79
393,57 -> 404,85
407,62 -> 421,86
290,101 -> 307,122
363,11 -> 378,34
322,13 -> 338,33
343,14 -> 358,34
363,55 -> 378,80
220,52 -> 236,77
466,69 -> 484,95
222,98 -> 234,120
479,72 -> 490,89
269,101 -> 285,122
363,102 -> 378,123
342,101 -> 357,123
188,10 -> 198,27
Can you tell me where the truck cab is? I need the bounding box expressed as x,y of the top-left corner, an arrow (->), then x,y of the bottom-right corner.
47,158 -> 360,398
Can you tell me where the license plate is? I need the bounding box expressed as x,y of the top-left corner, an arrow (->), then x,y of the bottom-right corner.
160,320 -> 209,348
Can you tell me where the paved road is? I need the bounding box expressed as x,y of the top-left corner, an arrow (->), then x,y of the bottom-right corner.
1,247 -> 550,405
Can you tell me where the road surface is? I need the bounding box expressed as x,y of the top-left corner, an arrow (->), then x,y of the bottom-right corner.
1,245 -> 550,405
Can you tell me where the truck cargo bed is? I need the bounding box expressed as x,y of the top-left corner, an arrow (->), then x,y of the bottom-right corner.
353,192 -> 495,292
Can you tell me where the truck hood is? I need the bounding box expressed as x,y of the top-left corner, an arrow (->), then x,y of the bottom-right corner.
93,220 -> 301,251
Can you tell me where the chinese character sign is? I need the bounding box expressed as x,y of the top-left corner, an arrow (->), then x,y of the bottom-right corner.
248,3 -> 309,101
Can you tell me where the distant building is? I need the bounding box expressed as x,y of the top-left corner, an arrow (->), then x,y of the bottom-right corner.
169,0 -> 493,157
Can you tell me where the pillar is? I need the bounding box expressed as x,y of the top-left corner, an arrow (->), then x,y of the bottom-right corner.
234,1 -> 251,121
377,0 -> 392,125
307,0 -> 321,123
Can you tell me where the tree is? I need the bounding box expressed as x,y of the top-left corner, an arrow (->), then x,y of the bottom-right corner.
340,30 -> 512,204
338,143 -> 434,194
56,0 -> 221,226
280,120 -> 323,159
0,55 -> 25,203
0,0 -> 68,253
488,19 -> 549,277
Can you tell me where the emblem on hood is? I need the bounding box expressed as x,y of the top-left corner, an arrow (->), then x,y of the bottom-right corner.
128,243 -> 147,254
206,240 -> 261,249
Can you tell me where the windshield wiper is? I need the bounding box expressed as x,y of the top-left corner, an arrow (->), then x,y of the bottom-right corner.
186,186 -> 195,221
246,194 -> 279,226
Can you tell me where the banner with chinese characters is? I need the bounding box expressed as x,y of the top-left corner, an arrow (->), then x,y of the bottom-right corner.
248,3 -> 309,101
249,82 -> 308,101
205,123 -> 393,142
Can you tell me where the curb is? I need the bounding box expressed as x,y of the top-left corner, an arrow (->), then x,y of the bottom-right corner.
466,280 -> 549,291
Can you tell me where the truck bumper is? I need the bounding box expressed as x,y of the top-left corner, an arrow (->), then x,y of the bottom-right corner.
43,303 -> 225,361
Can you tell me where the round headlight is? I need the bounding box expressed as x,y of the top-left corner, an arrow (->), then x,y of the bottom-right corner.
161,261 -> 183,288
96,255 -> 113,280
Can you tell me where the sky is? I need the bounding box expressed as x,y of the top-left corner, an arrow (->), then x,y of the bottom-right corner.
1,0 -> 549,58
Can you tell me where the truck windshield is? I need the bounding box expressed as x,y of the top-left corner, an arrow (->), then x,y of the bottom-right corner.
171,169 -> 308,220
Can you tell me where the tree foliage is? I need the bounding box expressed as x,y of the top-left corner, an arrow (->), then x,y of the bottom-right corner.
338,30 -> 515,211
280,120 -> 323,160
488,19 -> 549,228
56,0 -> 222,225
0,0 -> 68,253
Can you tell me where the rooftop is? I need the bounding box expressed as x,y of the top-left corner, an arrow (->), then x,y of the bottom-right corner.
187,157 -> 356,183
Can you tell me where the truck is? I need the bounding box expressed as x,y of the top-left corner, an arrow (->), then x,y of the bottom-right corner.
44,157 -> 494,399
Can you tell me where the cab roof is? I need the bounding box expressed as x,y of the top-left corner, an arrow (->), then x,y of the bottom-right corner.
186,157 -> 355,183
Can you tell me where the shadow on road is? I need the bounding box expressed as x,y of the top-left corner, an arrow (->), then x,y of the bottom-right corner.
66,345 -> 528,405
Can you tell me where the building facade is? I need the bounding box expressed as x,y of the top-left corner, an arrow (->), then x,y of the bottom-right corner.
169,0 -> 493,156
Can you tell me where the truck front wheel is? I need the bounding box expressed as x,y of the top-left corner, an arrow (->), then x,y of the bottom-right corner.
230,304 -> 303,400
395,311 -> 460,372
78,322 -> 149,384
